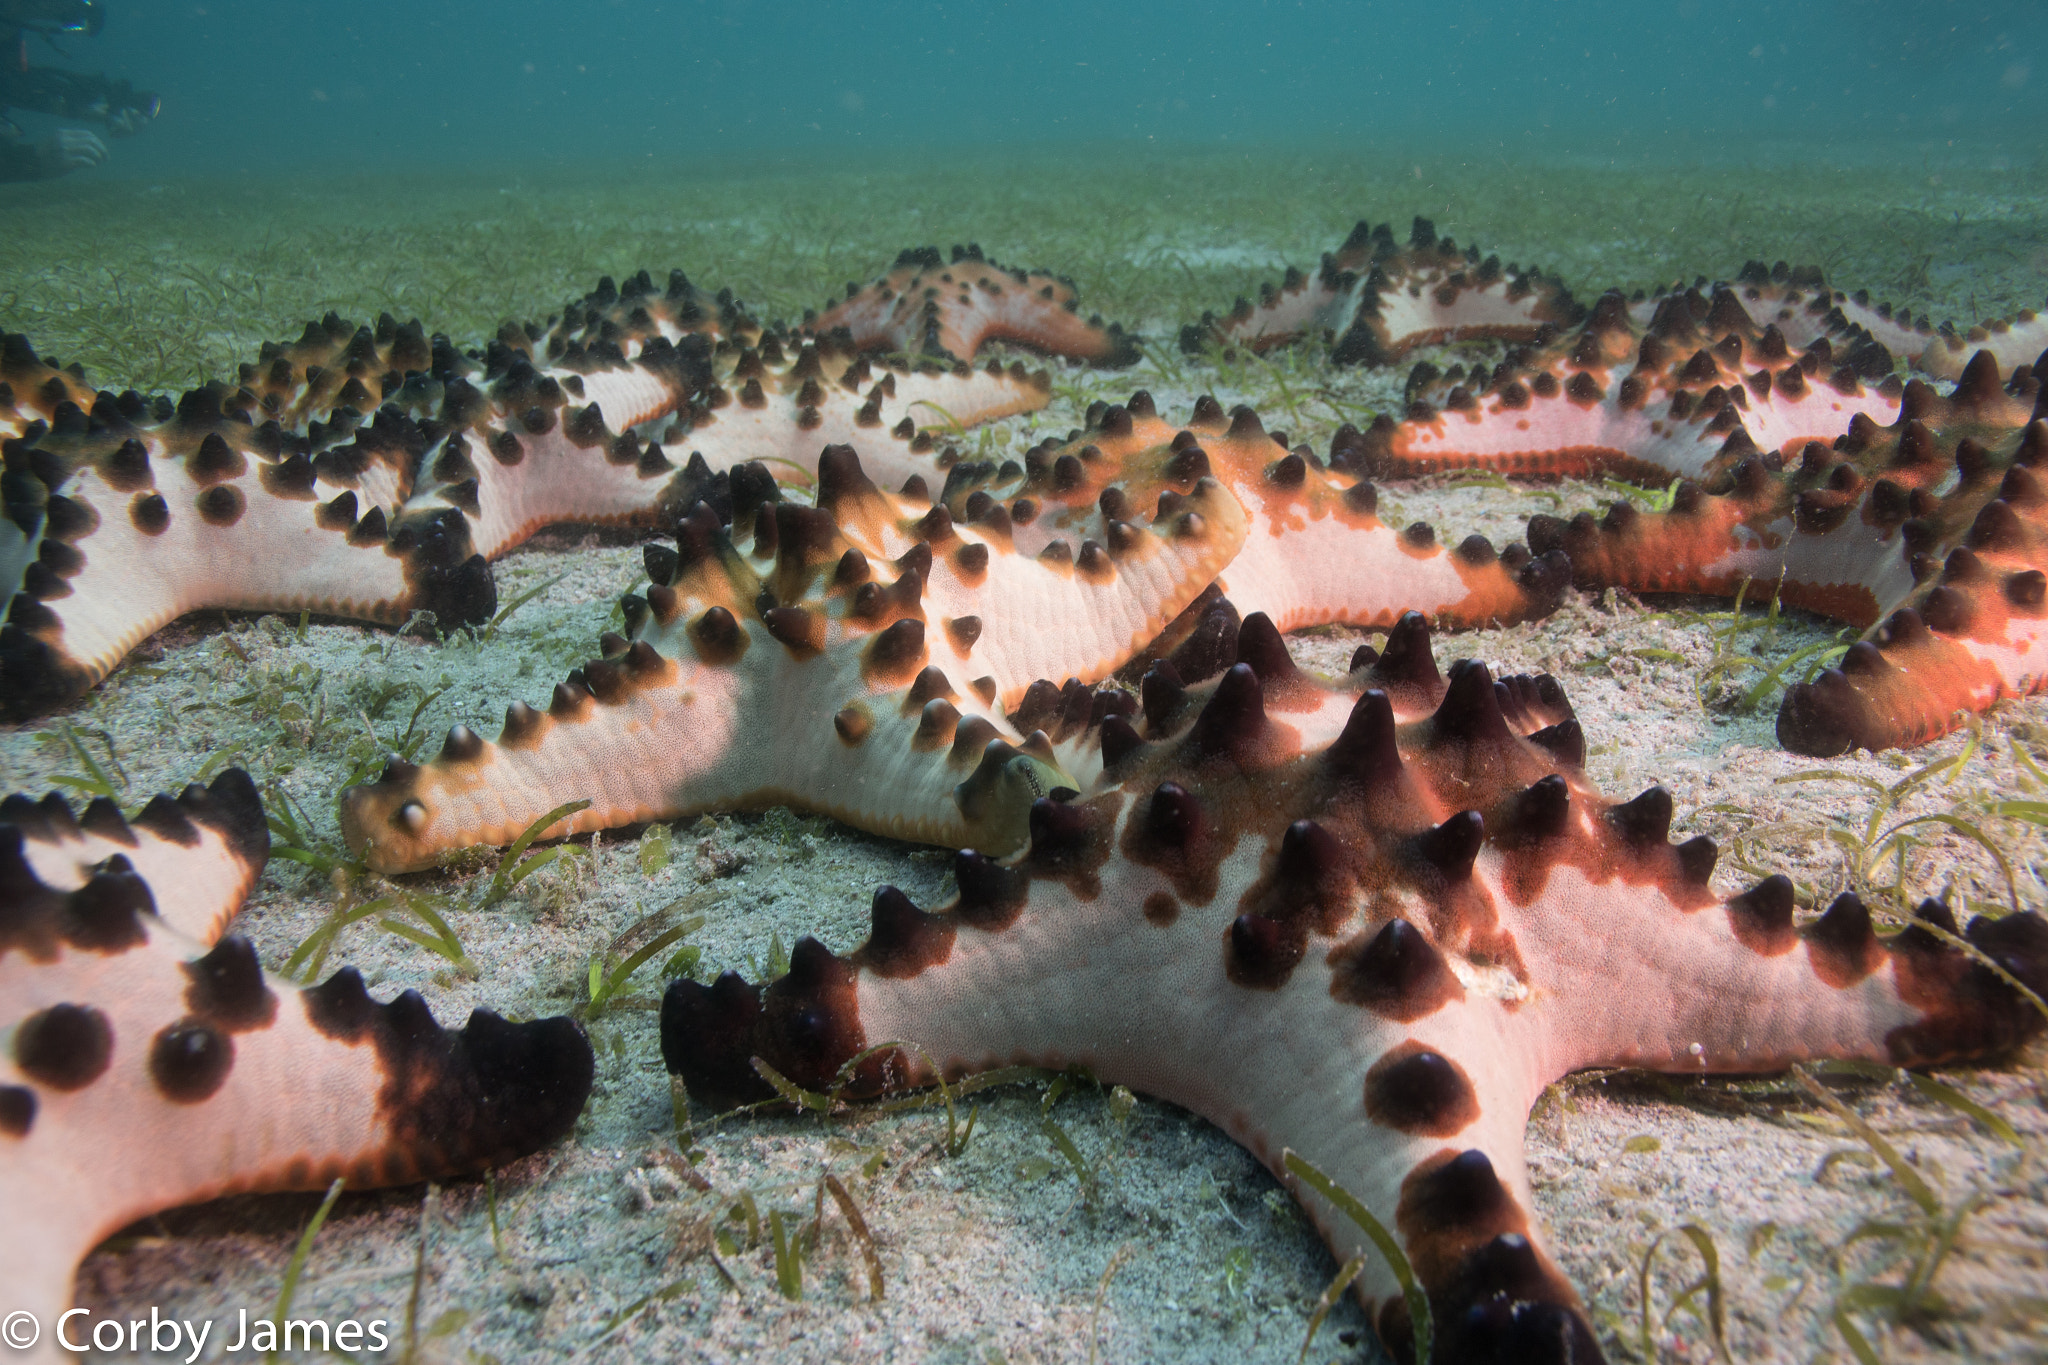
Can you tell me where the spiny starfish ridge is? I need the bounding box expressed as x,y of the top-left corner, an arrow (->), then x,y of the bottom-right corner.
658,616 -> 2048,1365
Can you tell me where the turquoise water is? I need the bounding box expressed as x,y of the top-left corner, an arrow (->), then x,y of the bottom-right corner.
50,0 -> 2048,177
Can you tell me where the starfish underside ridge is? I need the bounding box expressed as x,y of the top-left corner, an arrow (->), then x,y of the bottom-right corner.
1713,258 -> 2048,383
659,618 -> 2048,1365
0,769 -> 595,1365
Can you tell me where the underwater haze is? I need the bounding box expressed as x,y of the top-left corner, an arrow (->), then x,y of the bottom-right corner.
61,0 -> 2048,176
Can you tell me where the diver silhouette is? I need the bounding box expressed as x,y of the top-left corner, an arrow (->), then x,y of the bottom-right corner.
0,0 -> 157,181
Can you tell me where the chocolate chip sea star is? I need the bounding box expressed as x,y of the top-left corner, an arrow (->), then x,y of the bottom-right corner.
660,619 -> 2048,1364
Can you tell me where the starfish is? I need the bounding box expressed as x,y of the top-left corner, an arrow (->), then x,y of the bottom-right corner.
1026,608 -> 1587,801
1338,284 -> 1903,486
659,616 -> 2048,1365
0,768 -> 595,1362
2,332 -> 503,721
658,333 -> 1049,494
1267,253 -> 2048,755
511,265 -> 1059,492
6,214 -> 2048,1364
806,244 -> 1141,367
1179,217 -> 1587,366
336,445 -> 1247,873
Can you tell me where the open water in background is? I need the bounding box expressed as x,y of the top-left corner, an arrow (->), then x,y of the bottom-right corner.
37,0 -> 2048,178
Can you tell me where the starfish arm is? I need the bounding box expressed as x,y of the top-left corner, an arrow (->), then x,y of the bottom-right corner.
951,390 -> 1568,632
1778,576 -> 2048,756
1695,267 -> 2048,382
1824,302 -> 1947,374
339,630 -> 749,873
1042,608 -> 1584,817
1912,321 -> 2048,381
536,268 -> 763,361
871,358 -> 1052,431
379,328 -> 716,560
1219,508 -> 1570,634
656,639 -> 1663,1362
1190,402 -> 1573,631
236,312 -> 446,434
1739,371 -> 1912,453
1178,222 -> 1379,355
402,402 -> 695,562
336,614 -> 1064,873
1355,385 -> 1747,484
571,364 -> 687,431
2,769 -> 268,945
1197,260 -> 1358,354
1527,464 -> 1920,628
240,279 -> 733,449
1643,261 -> 1914,376
1523,356 -> 2048,754
808,246 -> 1139,367
1816,291 -> 2048,381
1339,270 -> 1584,370
937,389 -> 1254,558
921,495 -> 1248,703
408,355 -> 711,560
1181,218 -> 1582,372
0,791 -> 593,1356
2,427 -> 489,721
1519,862 -> 2048,1082
1,332 -> 100,438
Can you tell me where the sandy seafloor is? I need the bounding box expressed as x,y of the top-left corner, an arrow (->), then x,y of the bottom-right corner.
2,144 -> 2047,1364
